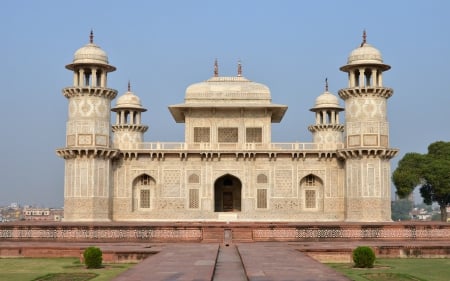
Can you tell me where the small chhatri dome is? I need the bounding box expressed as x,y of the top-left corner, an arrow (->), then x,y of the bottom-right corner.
314,92 -> 340,108
66,31 -> 115,71
311,79 -> 343,111
342,30 -> 390,71
112,82 -> 146,111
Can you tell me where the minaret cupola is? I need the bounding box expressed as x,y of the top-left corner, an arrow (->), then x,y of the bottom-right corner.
340,30 -> 390,88
112,82 -> 148,149
338,31 -> 396,150
308,79 -> 344,145
65,30 -> 116,88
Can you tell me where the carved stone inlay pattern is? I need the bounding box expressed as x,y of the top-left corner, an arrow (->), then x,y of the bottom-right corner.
273,169 -> 293,197
272,198 -> 299,210
77,134 -> 93,146
346,98 -> 385,120
161,170 -> 181,197
157,198 -> 184,209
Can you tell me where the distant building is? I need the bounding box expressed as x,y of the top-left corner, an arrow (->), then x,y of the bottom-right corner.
57,31 -> 398,222
23,208 -> 63,221
9,202 -> 19,209
410,208 -> 432,221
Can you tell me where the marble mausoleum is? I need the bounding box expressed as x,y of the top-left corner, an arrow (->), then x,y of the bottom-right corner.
56,31 -> 398,222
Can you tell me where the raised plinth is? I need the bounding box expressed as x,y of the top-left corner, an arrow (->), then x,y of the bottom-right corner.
1,222 -> 449,243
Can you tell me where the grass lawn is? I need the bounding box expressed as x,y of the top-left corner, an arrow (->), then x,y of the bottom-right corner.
0,257 -> 135,281
328,258 -> 450,281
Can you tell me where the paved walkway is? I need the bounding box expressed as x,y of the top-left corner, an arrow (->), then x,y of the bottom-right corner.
112,243 -> 350,281
112,243 -> 218,281
213,244 -> 247,281
238,243 -> 349,281
3,240 -> 450,280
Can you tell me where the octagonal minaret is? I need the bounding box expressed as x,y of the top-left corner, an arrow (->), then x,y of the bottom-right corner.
308,79 -> 344,149
112,82 -> 148,149
56,31 -> 118,221
338,31 -> 398,221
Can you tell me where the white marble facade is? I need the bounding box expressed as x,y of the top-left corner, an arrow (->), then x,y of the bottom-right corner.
57,31 -> 398,222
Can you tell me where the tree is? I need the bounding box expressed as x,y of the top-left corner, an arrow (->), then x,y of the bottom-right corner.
391,199 -> 413,221
392,141 -> 450,222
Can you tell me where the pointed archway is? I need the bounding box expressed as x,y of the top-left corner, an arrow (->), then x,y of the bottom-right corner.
214,174 -> 242,212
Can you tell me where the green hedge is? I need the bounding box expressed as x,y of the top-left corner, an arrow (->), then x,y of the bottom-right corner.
83,246 -> 103,269
352,246 -> 375,268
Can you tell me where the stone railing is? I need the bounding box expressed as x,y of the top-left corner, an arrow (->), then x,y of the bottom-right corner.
116,142 -> 344,151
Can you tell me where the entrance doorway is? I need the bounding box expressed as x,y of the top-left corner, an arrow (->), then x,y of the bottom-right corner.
214,174 -> 242,212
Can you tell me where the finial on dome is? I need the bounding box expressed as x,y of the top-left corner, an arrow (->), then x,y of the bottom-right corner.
89,29 -> 94,44
325,78 -> 329,92
237,60 -> 242,77
361,29 -> 367,47
128,80 -> 131,92
214,59 -> 219,77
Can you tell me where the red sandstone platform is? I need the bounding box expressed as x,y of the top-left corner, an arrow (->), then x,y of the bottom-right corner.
1,221 -> 449,242
1,222 -> 450,280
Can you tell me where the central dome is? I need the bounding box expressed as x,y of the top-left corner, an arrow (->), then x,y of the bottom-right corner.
185,76 -> 271,104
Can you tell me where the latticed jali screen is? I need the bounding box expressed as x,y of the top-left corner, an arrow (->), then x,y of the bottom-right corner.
218,127 -> 238,143
189,189 -> 199,208
246,127 -> 262,143
194,127 -> 210,142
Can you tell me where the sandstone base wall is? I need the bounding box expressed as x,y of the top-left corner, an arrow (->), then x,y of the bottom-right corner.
1,222 -> 449,243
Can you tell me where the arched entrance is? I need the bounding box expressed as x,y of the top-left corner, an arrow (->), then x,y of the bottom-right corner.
214,174 -> 242,212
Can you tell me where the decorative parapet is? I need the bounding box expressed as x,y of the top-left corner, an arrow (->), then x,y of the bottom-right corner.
0,225 -> 202,242
252,224 -> 450,241
116,142 -> 344,151
1,223 -> 449,242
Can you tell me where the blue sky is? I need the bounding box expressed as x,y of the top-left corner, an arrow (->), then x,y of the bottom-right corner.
0,1 -> 449,207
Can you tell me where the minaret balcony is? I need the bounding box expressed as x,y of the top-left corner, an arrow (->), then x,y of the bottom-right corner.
338,86 -> 393,99
112,124 -> 149,132
56,147 -> 119,159
337,148 -> 399,159
63,86 -> 118,99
